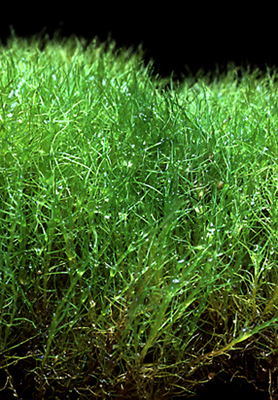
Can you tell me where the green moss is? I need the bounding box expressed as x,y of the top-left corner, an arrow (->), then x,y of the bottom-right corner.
0,31 -> 277,399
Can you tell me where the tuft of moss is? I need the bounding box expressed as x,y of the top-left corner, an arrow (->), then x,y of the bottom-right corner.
0,31 -> 278,399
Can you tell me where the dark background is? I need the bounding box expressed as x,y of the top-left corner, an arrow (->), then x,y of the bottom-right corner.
0,4 -> 277,83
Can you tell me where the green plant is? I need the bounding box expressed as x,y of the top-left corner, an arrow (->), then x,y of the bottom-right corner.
1,31 -> 278,399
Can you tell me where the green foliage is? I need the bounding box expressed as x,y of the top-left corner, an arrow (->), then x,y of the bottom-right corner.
1,33 -> 278,398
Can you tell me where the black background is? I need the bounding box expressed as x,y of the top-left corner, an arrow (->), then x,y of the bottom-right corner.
1,4 -> 277,82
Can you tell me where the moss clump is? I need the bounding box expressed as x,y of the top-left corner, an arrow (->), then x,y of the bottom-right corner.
1,31 -> 278,399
